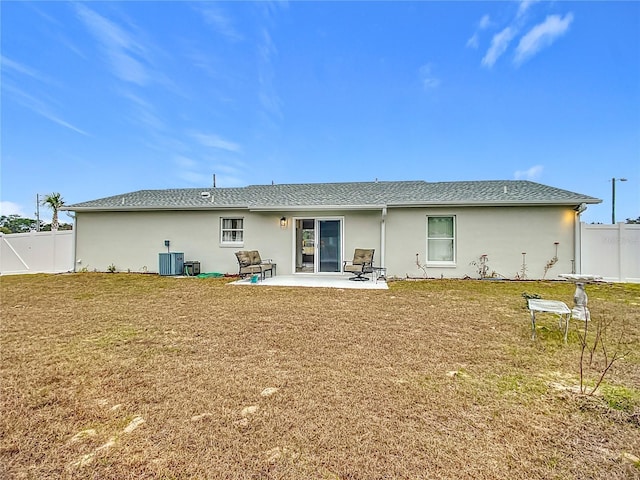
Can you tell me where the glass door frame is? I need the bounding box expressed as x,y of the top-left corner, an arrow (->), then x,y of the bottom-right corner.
292,216 -> 344,274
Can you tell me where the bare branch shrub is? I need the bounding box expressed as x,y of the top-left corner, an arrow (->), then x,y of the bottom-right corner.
576,307 -> 631,395
415,253 -> 428,278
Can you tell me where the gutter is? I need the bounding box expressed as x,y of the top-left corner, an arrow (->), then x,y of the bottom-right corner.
69,212 -> 77,272
248,204 -> 387,212
385,199 -> 602,208
574,203 -> 588,274
61,205 -> 251,213
61,198 -> 602,213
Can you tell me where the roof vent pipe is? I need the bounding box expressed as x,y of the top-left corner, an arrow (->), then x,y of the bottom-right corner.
503,186 -> 508,194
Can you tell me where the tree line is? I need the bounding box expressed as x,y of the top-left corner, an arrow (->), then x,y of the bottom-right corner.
1,193 -> 71,234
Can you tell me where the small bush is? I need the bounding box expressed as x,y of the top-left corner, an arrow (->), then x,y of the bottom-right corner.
521,292 -> 542,308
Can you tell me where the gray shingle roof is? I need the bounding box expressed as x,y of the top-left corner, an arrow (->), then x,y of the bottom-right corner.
63,180 -> 601,211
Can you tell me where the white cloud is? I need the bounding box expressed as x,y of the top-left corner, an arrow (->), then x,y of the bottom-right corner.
515,13 -> 574,65
475,1 -> 571,68
257,29 -> 282,120
479,14 -> 491,30
258,28 -> 277,66
517,0 -> 538,19
37,111 -> 89,136
466,33 -> 479,49
0,201 -> 26,217
174,156 -> 198,169
57,34 -> 87,59
1,56 -> 41,79
115,89 -> 168,135
176,154 -> 246,188
2,83 -> 89,136
75,4 -> 150,85
419,64 -> 440,90
482,27 -> 516,68
1,55 -> 62,89
514,165 -> 544,180
109,50 -> 149,85
190,133 -> 242,153
196,4 -> 242,42
466,15 -> 491,49
178,171 -> 212,186
209,162 -> 244,176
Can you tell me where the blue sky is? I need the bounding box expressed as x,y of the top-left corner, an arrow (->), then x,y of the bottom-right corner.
1,1 -> 638,224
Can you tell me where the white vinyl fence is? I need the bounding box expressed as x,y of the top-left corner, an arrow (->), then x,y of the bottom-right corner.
0,231 -> 74,275
580,222 -> 640,283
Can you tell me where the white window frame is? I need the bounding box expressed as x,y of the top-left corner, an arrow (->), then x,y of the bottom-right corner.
426,215 -> 456,266
220,217 -> 244,246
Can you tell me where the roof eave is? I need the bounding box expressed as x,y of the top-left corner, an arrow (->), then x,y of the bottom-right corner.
62,205 -> 250,212
248,204 -> 387,212
387,199 -> 602,207
63,198 -> 602,212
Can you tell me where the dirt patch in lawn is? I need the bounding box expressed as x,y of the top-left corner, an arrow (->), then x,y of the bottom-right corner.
1,274 -> 639,479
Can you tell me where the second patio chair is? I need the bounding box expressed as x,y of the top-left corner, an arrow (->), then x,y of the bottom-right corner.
343,248 -> 375,281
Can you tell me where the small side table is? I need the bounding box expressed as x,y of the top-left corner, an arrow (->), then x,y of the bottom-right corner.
527,299 -> 572,343
371,267 -> 387,283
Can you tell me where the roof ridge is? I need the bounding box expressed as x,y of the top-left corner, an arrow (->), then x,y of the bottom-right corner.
245,180 -> 427,188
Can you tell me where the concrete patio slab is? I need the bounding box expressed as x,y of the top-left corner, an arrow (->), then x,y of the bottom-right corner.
229,274 -> 388,290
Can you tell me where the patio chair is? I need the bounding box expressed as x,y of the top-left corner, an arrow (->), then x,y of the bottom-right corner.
343,248 -> 375,281
235,250 -> 274,280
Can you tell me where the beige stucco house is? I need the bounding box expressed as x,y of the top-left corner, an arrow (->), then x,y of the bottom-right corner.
62,180 -> 601,279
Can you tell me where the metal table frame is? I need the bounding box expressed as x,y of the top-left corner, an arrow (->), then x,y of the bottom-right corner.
371,267 -> 387,283
527,299 -> 572,343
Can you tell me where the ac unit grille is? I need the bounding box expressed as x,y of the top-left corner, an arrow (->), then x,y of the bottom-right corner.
159,252 -> 184,275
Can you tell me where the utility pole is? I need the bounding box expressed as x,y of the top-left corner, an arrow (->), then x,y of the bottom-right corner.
36,193 -> 40,232
611,177 -> 627,224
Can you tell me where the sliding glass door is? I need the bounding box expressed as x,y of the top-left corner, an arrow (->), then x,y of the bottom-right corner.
295,218 -> 343,273
318,220 -> 341,272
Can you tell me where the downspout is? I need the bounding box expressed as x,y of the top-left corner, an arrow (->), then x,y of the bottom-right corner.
380,207 -> 387,268
574,203 -> 587,274
69,212 -> 78,272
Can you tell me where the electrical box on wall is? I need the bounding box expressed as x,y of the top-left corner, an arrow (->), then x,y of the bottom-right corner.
159,252 -> 184,276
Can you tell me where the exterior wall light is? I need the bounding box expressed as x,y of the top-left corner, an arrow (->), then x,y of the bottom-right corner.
280,216 -> 287,228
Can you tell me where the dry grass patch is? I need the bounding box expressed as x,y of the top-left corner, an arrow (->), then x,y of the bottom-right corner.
1,274 -> 639,479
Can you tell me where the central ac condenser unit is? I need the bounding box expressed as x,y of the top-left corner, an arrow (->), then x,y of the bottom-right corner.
159,252 -> 184,276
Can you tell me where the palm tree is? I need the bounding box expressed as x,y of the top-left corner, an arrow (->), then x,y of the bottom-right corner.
42,192 -> 64,231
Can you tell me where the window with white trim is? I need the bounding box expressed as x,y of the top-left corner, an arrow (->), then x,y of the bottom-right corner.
220,218 -> 244,244
427,216 -> 455,264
